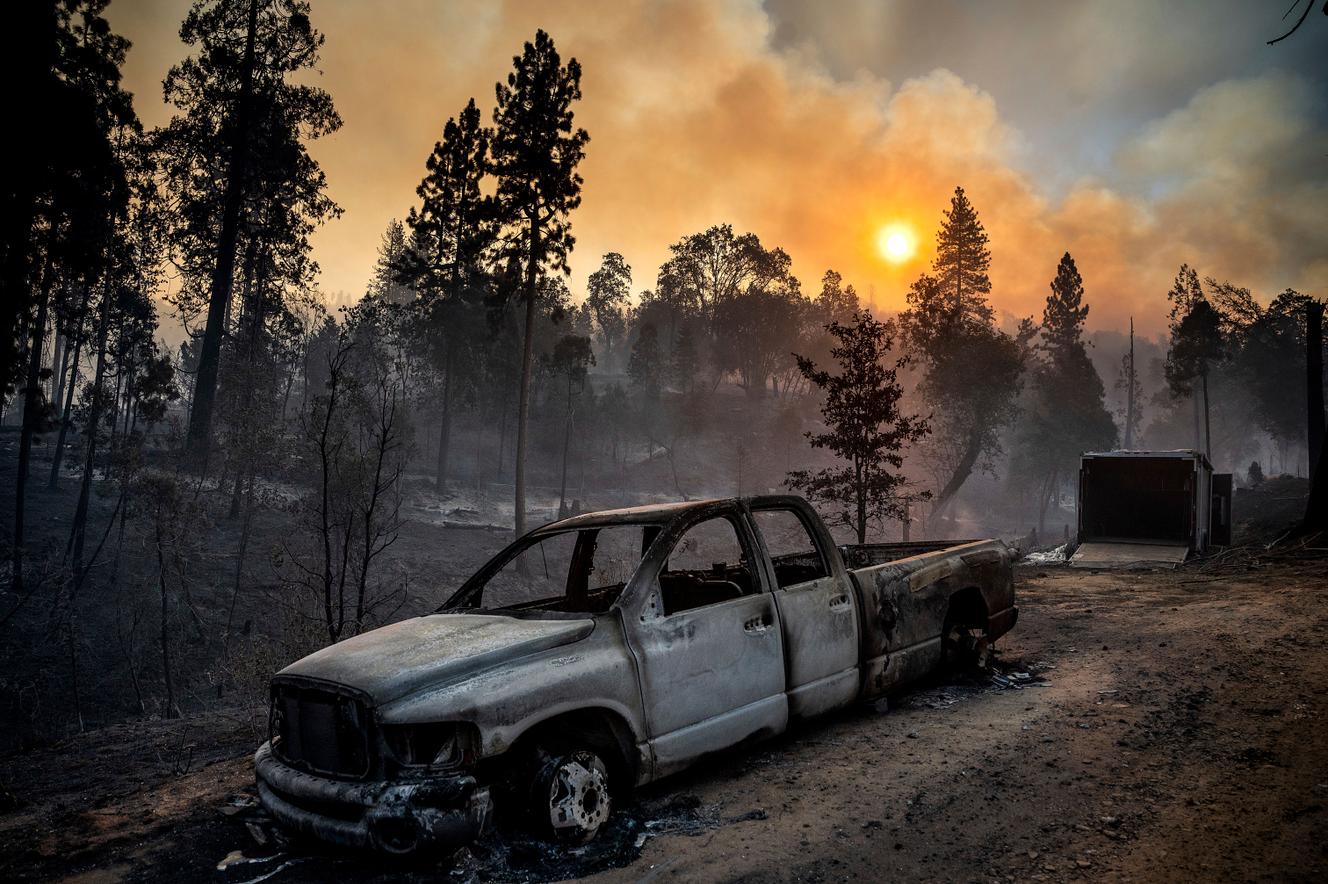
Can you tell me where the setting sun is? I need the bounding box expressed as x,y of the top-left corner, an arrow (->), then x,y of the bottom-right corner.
876,223 -> 916,264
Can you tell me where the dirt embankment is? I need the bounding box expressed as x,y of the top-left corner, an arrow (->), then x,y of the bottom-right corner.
2,562 -> 1326,882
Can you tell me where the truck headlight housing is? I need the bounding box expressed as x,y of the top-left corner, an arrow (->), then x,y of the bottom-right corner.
383,722 -> 472,768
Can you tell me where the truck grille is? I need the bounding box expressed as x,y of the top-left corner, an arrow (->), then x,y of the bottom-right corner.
270,682 -> 372,779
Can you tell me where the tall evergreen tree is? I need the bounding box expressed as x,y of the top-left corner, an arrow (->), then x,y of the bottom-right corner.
490,30 -> 589,536
8,0 -> 137,594
628,323 -> 662,401
933,185 -> 994,326
367,220 -> 413,305
164,0 -> 341,468
407,98 -> 492,296
1163,265 -> 1224,458
1042,253 -> 1089,358
815,269 -> 860,325
405,97 -> 494,489
901,188 -> 1025,531
1166,299 -> 1225,459
1012,252 -> 1117,535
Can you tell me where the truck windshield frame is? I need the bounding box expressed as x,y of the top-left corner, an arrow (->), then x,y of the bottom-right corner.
438,519 -> 665,613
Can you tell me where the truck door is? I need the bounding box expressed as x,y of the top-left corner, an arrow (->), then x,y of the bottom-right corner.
626,510 -> 787,776
749,504 -> 860,718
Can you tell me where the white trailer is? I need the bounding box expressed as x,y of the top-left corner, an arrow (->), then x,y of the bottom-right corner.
1070,450 -> 1232,568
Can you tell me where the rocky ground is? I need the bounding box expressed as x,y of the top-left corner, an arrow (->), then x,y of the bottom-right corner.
2,558 -> 1327,883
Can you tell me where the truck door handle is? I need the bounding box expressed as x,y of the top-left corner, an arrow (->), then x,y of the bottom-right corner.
828,593 -> 851,610
744,616 -> 770,634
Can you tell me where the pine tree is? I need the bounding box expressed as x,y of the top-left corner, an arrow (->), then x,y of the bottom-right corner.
9,0 -> 138,594
368,220 -> 413,305
628,324 -> 662,400
404,97 -> 493,489
1042,253 -> 1088,358
933,185 -> 993,325
407,98 -> 492,296
1163,265 -> 1225,458
164,0 -> 341,469
670,326 -> 698,393
787,311 -> 930,543
1165,296 -> 1224,459
1167,264 -> 1205,326
900,188 -> 1024,531
490,30 -> 589,537
1014,251 -> 1117,534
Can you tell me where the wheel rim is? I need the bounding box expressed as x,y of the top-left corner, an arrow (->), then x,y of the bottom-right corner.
545,751 -> 611,841
945,623 -> 988,669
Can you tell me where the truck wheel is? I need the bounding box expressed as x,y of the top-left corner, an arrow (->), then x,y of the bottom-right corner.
944,622 -> 991,671
532,746 -> 612,844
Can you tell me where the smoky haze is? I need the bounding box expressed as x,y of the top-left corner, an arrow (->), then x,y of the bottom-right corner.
106,0 -> 1328,340
2,1 -> 1324,836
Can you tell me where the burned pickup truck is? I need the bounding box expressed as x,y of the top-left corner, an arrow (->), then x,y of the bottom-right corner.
255,495 -> 1016,853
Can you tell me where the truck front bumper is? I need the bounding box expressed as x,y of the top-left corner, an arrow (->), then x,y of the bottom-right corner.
254,741 -> 491,854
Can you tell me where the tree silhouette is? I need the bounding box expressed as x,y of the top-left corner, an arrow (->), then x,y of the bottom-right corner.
1115,318 -> 1143,449
901,189 -> 1025,532
1164,265 -> 1223,458
490,30 -> 589,537
165,0 -> 340,469
405,97 -> 493,489
8,0 -> 137,595
587,252 -> 631,369
713,281 -> 805,397
788,312 -> 929,543
657,224 -> 777,318
932,186 -> 994,327
1267,0 -> 1327,44
628,323 -> 663,401
541,335 -> 595,517
367,220 -> 414,306
1012,252 -> 1117,535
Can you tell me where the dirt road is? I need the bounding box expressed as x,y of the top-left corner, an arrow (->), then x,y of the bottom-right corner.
3,563 -> 1326,882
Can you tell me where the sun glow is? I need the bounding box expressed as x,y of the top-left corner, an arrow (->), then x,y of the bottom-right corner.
876,223 -> 916,264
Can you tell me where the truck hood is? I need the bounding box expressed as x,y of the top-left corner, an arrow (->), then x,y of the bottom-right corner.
276,614 -> 595,704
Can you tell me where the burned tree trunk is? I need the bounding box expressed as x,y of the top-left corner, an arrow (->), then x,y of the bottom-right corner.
1302,301 -> 1326,534
48,320 -> 83,488
155,518 -> 178,719
184,0 -> 259,469
1124,318 -> 1136,449
1308,301 -> 1324,474
928,427 -> 984,535
436,346 -> 453,492
13,254 -> 54,593
67,281 -> 113,576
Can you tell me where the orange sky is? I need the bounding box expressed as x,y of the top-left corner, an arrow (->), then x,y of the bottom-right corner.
109,0 -> 1328,337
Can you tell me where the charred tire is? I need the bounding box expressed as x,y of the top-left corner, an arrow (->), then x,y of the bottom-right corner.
943,621 -> 991,671
531,745 -> 613,844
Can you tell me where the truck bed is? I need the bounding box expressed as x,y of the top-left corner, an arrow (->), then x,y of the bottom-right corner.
840,538 -> 1016,697
839,539 -> 983,569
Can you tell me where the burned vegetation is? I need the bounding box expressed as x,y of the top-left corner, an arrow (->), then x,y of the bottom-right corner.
3,1 -> 1327,882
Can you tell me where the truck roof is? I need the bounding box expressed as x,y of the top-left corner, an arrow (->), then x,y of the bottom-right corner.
536,494 -> 809,533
